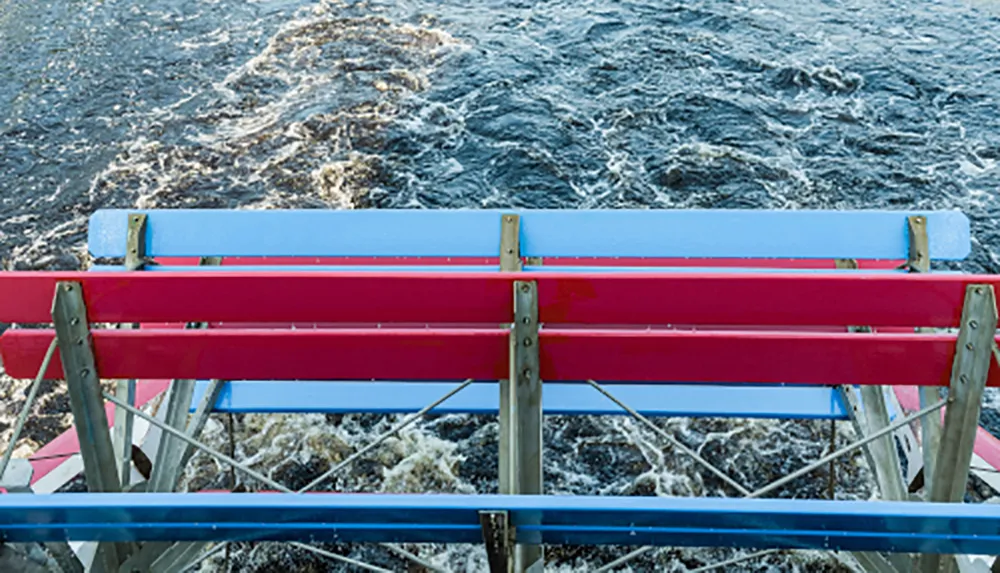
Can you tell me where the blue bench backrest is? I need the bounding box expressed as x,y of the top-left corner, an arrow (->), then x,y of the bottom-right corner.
89,209 -> 971,260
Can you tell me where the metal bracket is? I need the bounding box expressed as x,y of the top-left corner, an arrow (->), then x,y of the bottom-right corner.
907,215 -> 930,273
920,284 -> 998,573
500,214 -> 522,272
512,280 -> 543,571
124,213 -> 148,271
51,281 -> 130,570
480,511 -> 514,573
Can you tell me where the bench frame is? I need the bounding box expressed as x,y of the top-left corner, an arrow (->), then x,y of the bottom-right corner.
2,208 -> 998,573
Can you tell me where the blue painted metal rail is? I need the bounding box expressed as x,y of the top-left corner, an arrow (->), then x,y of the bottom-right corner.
3,493 -> 1000,555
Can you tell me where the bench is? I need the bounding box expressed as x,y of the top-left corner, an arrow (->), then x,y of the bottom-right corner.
85,208 -> 970,422
1,208 -> 992,573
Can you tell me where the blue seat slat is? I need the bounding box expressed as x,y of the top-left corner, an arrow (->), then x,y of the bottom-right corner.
88,209 -> 971,260
3,493 -> 999,554
190,381 -> 848,420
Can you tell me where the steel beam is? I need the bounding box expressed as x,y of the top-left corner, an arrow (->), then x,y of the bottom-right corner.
480,511 -> 513,573
51,281 -> 127,571
499,214 -> 521,496
512,280 -> 543,572
921,284 -> 998,573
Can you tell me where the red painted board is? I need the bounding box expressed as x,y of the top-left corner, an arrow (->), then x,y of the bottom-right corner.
538,329 -> 1000,386
1,328 -> 509,381
0,271 -> 995,327
4,328 -> 998,386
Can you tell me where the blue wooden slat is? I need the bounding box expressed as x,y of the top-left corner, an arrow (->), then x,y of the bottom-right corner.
2,493 -> 1000,554
88,209 -> 971,260
89,264 -> 919,274
190,381 -> 847,420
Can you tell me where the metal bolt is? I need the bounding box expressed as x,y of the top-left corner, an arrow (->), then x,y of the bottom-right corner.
961,374 -> 969,384
80,368 -> 90,377
976,287 -> 985,295
505,216 -> 514,223
523,338 -> 533,347
522,368 -> 532,379
70,317 -> 80,326
970,320 -> 979,329
76,338 -> 84,346
967,342 -> 975,351
521,316 -> 530,324
64,284 -> 74,292
916,216 -> 925,224
130,248 -> 138,254
506,248 -> 514,255
520,283 -> 530,293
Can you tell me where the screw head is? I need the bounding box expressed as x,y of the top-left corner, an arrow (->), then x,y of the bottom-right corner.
80,368 -> 90,377
70,317 -> 80,326
970,320 -> 979,329
523,338 -> 533,347
960,374 -> 969,384
64,284 -> 74,292
522,368 -> 532,379
521,316 -> 530,324
505,216 -> 514,223
976,287 -> 985,295
966,342 -> 975,351
520,283 -> 530,293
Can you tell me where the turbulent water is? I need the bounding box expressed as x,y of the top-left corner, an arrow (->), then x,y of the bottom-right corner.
3,0 -> 1000,570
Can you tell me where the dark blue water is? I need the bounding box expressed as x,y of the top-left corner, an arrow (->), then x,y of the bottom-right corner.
3,0 -> 1000,570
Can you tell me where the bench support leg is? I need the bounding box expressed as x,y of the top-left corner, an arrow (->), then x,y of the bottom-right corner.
52,281 -> 130,571
480,511 -> 514,573
919,284 -> 997,573
498,214 -> 522,496
111,371 -> 136,488
512,280 -> 543,572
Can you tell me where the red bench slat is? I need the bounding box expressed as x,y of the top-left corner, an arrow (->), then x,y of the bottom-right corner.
0,271 -> 993,327
3,328 -> 995,386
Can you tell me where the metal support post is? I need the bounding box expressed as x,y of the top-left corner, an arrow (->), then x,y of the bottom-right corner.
907,214 -> 943,499
835,258 -> 907,503
147,256 -> 220,494
499,214 -> 521,496
920,284 -> 997,573
480,511 -> 514,573
51,281 -> 129,571
512,280 -> 543,572
112,213 -> 152,487
148,378 -> 198,493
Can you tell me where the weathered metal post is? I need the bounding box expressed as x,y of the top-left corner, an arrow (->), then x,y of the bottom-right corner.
512,279 -> 543,572
499,214 -> 522,496
920,284 -> 997,573
907,215 -> 944,499
51,281 -> 130,571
